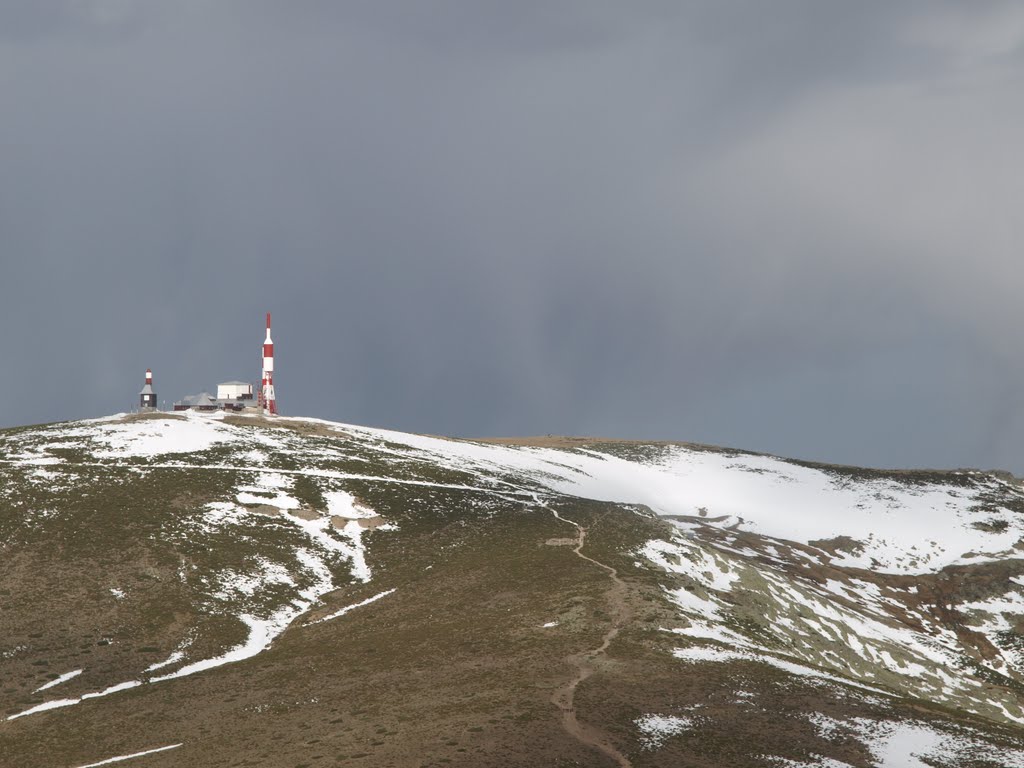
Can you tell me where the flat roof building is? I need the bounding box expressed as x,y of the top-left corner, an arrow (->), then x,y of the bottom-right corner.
217,381 -> 253,401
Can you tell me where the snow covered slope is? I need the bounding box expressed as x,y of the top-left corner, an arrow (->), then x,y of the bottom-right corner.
336,421 -> 1024,575
2,411 -> 1024,767
13,411 -> 1020,575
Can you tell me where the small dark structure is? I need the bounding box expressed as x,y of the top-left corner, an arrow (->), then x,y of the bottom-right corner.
139,369 -> 157,410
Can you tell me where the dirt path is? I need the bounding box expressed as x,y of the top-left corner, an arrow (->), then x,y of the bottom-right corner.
550,509 -> 634,768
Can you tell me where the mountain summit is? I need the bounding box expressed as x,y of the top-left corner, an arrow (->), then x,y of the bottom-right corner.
2,411 -> 1024,767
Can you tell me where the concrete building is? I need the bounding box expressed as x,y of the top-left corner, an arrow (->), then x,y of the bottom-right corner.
217,381 -> 253,401
174,381 -> 256,412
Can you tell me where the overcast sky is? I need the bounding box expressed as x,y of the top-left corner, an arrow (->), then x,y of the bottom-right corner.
3,1 -> 1024,471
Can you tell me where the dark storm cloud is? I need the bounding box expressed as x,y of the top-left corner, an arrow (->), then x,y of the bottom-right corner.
3,1 -> 1024,471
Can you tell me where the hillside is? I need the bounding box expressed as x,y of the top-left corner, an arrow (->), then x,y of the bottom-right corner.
2,411 -> 1024,767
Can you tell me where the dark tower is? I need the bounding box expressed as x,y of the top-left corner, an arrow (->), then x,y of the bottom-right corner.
139,368 -> 157,410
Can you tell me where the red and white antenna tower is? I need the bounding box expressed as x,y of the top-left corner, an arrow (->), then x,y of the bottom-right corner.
260,312 -> 277,415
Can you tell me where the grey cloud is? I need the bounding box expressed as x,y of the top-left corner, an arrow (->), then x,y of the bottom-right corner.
3,1 -> 1024,472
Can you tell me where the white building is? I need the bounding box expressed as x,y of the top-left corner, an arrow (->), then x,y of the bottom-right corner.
217,381 -> 253,401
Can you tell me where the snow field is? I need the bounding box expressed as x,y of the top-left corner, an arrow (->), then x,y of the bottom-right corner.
646,534 -> 1024,725
798,715 -> 1024,767
61,411 -> 248,459
333,421 -> 1024,576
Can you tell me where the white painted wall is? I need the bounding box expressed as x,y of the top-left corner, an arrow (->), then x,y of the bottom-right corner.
217,382 -> 253,400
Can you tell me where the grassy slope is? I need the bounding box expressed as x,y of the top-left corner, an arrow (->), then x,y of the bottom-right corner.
1,419 -> 1024,767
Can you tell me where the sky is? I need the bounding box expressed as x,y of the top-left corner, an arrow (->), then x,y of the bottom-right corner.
3,1 -> 1024,472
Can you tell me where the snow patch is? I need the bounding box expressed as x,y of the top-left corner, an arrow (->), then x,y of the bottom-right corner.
800,716 -> 1024,767
325,489 -> 377,519
150,614 -> 286,682
73,743 -> 183,768
33,669 -> 82,693
308,588 -> 397,625
144,650 -> 185,673
73,412 -> 234,458
214,559 -> 296,601
672,646 -> 891,696
635,713 -> 693,750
